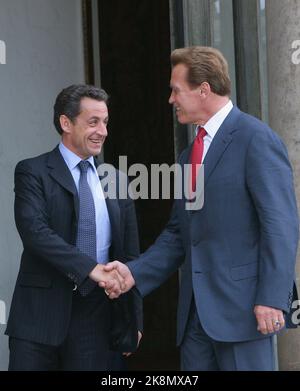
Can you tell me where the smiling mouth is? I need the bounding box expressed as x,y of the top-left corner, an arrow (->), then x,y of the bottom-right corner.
89,139 -> 103,145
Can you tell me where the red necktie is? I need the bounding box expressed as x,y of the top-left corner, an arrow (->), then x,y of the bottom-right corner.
190,127 -> 207,194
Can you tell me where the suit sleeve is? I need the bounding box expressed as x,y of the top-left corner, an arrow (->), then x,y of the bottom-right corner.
114,169 -> 143,331
121,193 -> 143,332
14,160 -> 97,287
127,201 -> 185,297
246,128 -> 299,312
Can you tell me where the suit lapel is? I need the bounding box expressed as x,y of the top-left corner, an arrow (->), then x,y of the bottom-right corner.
105,196 -> 122,256
47,150 -> 123,256
180,106 -> 241,215
202,106 -> 240,186
47,146 -> 79,218
94,159 -> 123,256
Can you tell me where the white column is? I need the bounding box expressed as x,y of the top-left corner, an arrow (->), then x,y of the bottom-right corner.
266,0 -> 300,371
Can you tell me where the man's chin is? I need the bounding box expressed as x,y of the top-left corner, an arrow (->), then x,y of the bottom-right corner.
177,117 -> 187,125
89,147 -> 102,157
176,113 -> 187,124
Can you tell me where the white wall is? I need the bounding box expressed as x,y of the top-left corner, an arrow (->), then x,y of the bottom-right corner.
0,0 -> 85,369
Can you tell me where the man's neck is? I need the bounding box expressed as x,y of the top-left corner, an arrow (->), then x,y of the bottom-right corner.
198,95 -> 230,125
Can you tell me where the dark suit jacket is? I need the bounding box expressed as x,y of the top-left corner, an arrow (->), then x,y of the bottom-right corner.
128,106 -> 299,345
5,146 -> 142,346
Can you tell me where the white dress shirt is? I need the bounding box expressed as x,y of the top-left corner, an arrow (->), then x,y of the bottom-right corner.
196,100 -> 233,162
59,142 -> 111,264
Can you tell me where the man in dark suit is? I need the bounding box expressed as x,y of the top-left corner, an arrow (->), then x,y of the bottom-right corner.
103,46 -> 299,370
6,84 -> 142,370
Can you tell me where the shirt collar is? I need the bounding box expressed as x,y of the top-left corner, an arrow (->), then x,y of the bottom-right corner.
197,100 -> 233,139
59,142 -> 97,173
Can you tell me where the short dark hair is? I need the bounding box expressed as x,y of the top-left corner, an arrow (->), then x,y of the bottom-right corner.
53,84 -> 109,135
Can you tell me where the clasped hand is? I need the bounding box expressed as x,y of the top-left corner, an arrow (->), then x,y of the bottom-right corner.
89,261 -> 135,299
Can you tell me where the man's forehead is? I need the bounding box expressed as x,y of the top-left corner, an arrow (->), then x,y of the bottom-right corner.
172,63 -> 188,75
79,97 -> 108,113
171,64 -> 189,81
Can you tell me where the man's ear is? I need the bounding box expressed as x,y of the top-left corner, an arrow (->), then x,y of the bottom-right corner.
199,82 -> 211,97
59,114 -> 72,134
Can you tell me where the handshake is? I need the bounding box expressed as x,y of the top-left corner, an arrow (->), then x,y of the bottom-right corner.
88,261 -> 135,299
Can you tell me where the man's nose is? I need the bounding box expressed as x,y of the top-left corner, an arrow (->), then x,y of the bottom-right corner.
169,91 -> 174,104
97,124 -> 107,136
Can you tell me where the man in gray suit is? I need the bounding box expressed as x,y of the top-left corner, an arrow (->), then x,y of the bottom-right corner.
103,46 -> 299,370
